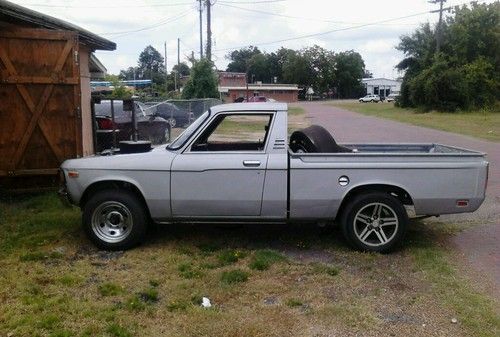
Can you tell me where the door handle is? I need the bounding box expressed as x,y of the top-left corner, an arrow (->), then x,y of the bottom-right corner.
243,160 -> 261,167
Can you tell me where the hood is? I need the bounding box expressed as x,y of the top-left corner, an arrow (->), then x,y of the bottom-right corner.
61,147 -> 176,171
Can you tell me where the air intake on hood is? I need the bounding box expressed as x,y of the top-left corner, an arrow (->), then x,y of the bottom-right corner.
119,141 -> 152,154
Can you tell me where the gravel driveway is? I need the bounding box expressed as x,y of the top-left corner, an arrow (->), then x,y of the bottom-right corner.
293,101 -> 500,296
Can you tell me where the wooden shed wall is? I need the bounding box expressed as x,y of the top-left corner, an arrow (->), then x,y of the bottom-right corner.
0,27 -> 83,183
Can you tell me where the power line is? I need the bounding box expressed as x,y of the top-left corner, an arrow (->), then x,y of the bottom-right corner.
213,10 -> 432,52
218,0 -> 286,3
21,1 -> 195,8
217,3 -> 422,26
99,10 -> 193,37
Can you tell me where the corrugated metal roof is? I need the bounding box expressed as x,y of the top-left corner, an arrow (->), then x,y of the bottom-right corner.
0,0 -> 116,51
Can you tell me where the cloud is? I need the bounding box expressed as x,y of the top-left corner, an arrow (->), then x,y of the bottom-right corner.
9,0 -> 497,79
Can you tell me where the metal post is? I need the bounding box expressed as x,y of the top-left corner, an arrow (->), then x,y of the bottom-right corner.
90,97 -> 98,153
164,41 -> 168,93
206,0 -> 212,61
110,98 -> 116,149
199,0 -> 203,58
131,99 -> 137,141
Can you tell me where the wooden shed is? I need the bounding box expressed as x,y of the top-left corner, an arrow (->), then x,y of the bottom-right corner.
0,0 -> 115,190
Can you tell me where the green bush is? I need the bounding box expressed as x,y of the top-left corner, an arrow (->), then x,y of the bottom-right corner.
408,59 -> 470,112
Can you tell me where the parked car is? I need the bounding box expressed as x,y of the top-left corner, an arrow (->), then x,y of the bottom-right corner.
60,103 -> 488,252
94,100 -> 170,151
359,94 -> 380,103
386,93 -> 398,102
235,96 -> 273,103
145,102 -> 192,128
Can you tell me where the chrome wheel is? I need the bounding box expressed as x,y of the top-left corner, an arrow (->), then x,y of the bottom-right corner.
354,202 -> 399,247
91,201 -> 133,243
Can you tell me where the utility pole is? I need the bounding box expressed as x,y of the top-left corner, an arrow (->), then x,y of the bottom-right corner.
164,41 -> 168,93
429,0 -> 447,54
174,37 -> 180,91
205,0 -> 212,61
199,0 -> 203,58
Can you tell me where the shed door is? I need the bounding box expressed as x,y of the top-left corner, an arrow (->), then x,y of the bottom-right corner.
0,28 -> 81,177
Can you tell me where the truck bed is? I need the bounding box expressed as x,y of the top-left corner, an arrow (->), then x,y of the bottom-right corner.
342,143 -> 484,155
288,143 -> 488,220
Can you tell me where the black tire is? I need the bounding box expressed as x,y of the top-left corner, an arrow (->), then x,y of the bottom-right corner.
82,189 -> 148,250
290,125 -> 352,153
340,192 -> 408,253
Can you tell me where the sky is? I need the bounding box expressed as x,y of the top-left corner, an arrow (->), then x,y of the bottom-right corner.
8,0 -> 497,79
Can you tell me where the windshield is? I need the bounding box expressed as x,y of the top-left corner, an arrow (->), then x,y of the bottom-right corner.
167,110 -> 210,150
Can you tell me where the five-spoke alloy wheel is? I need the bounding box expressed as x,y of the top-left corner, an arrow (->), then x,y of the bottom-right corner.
341,192 -> 408,252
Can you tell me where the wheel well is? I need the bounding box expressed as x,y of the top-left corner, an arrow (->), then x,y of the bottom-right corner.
80,180 -> 149,216
335,184 -> 413,221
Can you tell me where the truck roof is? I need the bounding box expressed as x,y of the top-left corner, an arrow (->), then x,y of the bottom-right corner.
210,102 -> 288,113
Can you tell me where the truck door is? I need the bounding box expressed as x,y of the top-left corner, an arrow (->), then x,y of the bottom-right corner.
170,113 -> 274,217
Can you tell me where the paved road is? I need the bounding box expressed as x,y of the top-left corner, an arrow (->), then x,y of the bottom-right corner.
294,101 -> 500,296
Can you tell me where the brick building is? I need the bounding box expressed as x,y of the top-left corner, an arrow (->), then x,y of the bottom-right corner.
218,71 -> 300,103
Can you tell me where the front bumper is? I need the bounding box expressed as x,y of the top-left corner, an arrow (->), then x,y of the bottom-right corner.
57,186 -> 72,207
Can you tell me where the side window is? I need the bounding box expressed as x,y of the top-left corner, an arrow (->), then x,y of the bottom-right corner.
191,114 -> 272,152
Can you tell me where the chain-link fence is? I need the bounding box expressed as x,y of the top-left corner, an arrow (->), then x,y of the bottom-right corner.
92,97 -> 222,153
142,98 -> 222,144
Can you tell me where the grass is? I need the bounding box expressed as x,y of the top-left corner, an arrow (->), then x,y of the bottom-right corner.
106,323 -> 133,337
98,283 -> 124,296
0,193 -> 498,336
329,100 -> 500,141
286,298 -> 304,308
310,262 -> 340,276
220,269 -> 249,284
248,249 -> 286,271
288,106 -> 305,116
217,249 -> 246,266
408,222 -> 500,337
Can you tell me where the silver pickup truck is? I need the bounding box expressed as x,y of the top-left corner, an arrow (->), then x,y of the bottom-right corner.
60,103 -> 489,252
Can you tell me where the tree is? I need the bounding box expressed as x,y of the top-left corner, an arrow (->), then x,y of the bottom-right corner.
396,2 -> 499,110
118,66 -> 138,80
302,45 -> 336,95
104,74 -> 131,98
137,45 -> 166,85
182,58 -> 219,99
363,69 -> 373,78
282,50 -> 313,87
172,62 -> 190,77
266,47 -> 294,83
247,53 -> 270,82
226,46 -> 261,74
334,51 -> 366,98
